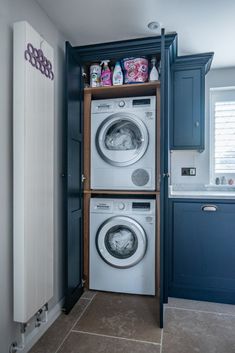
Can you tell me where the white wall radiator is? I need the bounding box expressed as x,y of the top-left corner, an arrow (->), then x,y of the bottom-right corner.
13,21 -> 54,323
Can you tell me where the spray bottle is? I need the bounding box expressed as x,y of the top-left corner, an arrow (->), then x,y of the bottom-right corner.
100,60 -> 112,86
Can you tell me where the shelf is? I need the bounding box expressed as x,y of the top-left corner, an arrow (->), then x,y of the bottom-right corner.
84,81 -> 160,99
84,190 -> 159,196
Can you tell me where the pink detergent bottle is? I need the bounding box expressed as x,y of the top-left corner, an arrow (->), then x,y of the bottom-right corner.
100,60 -> 112,86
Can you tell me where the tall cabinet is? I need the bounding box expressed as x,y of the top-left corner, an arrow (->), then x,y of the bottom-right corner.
64,34 -> 177,327
64,33 -> 215,325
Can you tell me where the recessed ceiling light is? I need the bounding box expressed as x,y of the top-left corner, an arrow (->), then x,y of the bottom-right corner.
147,21 -> 161,31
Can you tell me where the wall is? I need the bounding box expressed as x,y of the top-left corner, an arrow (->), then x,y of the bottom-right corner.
0,0 -> 65,351
170,67 -> 235,188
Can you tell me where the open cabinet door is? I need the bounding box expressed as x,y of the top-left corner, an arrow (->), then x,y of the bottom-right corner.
64,42 -> 84,313
159,28 -> 166,328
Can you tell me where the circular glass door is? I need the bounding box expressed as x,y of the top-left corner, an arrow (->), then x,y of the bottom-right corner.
96,216 -> 147,268
96,113 -> 149,167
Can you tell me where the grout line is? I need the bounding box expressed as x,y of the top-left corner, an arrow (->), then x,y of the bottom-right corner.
71,329 -> 161,346
80,297 -> 92,301
165,305 -> 235,317
71,292 -> 97,331
54,292 -> 97,353
81,290 -> 97,301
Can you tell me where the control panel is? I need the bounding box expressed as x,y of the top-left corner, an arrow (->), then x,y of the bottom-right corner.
91,96 -> 155,114
91,199 -> 155,215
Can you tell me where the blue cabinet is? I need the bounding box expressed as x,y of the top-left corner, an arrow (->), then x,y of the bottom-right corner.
171,53 -> 213,150
169,200 -> 235,304
172,69 -> 203,149
64,42 -> 84,313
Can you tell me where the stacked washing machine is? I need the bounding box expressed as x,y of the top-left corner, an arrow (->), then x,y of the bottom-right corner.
89,96 -> 156,296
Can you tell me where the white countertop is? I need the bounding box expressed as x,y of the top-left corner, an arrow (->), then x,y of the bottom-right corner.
169,190 -> 235,199
169,185 -> 235,199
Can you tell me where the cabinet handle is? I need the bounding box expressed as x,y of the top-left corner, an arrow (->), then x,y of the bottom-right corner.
201,205 -> 218,212
195,121 -> 200,127
163,173 -> 170,178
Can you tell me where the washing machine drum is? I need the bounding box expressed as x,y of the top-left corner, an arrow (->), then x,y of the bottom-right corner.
96,113 -> 149,167
96,216 -> 147,268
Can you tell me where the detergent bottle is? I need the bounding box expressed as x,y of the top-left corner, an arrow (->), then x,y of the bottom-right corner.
149,57 -> 159,81
100,60 -> 112,86
112,61 -> 123,85
90,63 -> 101,87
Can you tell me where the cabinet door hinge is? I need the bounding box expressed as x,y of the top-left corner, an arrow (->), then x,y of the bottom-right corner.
81,174 -> 86,183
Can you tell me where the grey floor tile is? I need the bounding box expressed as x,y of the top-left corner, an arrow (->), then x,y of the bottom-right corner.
29,299 -> 90,353
162,307 -> 235,353
74,292 -> 161,343
167,297 -> 235,316
81,289 -> 97,300
58,331 -> 160,353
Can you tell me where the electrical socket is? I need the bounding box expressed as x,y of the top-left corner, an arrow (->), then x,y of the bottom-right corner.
181,167 -> 196,176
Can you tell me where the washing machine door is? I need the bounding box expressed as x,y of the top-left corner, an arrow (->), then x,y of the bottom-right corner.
96,113 -> 149,167
96,216 -> 147,268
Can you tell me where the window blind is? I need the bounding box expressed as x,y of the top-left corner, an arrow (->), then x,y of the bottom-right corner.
214,101 -> 235,173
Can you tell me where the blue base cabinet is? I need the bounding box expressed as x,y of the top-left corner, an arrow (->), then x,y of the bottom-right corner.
171,53 -> 213,150
169,200 -> 235,304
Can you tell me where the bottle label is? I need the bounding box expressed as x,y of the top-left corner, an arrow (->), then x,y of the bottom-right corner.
101,71 -> 112,86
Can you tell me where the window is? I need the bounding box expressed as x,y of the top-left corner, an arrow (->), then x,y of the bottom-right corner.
210,87 -> 235,183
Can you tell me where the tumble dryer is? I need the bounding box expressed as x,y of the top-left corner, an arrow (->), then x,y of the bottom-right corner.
89,198 -> 156,295
90,96 -> 156,190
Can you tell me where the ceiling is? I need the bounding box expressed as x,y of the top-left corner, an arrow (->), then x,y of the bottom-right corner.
36,0 -> 235,68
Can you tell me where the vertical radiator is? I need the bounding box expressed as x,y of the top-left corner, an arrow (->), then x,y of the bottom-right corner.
13,21 -> 54,323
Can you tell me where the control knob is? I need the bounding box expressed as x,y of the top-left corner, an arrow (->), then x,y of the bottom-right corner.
118,100 -> 125,108
118,202 -> 125,210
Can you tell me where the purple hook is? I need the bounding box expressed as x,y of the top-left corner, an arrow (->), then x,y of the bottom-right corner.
24,50 -> 31,61
27,43 -> 34,55
47,60 -> 52,70
30,56 -> 37,67
37,49 -> 44,62
49,71 -> 54,80
45,68 -> 50,78
40,64 -> 45,74
33,48 -> 39,58
36,60 -> 41,70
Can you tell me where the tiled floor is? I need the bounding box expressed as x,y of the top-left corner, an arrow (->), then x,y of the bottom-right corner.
74,292 -> 161,343
29,291 -> 235,353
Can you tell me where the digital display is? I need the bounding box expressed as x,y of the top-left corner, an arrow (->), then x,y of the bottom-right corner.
132,202 -> 150,209
132,99 -> 151,106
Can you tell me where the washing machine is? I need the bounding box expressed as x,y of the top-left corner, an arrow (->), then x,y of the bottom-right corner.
91,96 -> 156,190
89,198 -> 155,295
